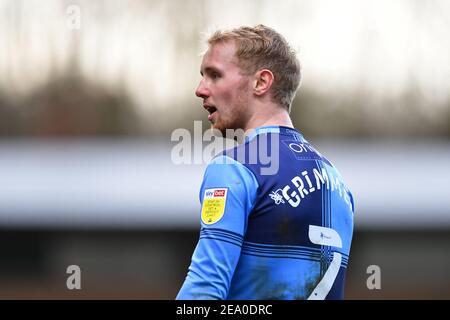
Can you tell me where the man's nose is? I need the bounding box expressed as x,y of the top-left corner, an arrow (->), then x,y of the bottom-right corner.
195,79 -> 209,98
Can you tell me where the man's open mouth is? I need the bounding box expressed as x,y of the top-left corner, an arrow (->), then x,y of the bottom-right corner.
204,105 -> 217,123
205,106 -> 217,115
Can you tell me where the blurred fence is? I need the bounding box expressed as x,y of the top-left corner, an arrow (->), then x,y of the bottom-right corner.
1,140 -> 449,229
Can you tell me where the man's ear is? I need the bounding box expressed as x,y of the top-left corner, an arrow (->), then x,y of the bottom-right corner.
253,69 -> 274,96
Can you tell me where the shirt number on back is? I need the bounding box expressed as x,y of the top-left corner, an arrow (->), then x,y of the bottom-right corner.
307,225 -> 343,300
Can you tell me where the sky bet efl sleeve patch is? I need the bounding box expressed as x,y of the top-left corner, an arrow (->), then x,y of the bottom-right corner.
201,188 -> 228,225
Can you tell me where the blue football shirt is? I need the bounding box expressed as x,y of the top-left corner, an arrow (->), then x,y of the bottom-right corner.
177,126 -> 354,300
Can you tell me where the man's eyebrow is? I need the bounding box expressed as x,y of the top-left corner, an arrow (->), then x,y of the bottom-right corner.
201,66 -> 221,76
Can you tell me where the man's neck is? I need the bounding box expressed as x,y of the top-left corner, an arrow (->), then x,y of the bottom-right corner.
244,106 -> 294,132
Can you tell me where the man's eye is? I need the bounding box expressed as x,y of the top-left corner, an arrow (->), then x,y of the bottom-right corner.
211,73 -> 220,79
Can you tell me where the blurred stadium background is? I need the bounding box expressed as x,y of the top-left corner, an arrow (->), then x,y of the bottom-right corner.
1,0 -> 450,299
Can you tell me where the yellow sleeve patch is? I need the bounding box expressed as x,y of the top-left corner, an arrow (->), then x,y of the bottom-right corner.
201,188 -> 228,225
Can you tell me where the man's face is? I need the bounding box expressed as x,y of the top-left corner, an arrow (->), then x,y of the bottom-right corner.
195,41 -> 252,136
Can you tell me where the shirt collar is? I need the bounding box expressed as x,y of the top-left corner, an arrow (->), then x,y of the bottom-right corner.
244,125 -> 304,142
245,126 -> 280,141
